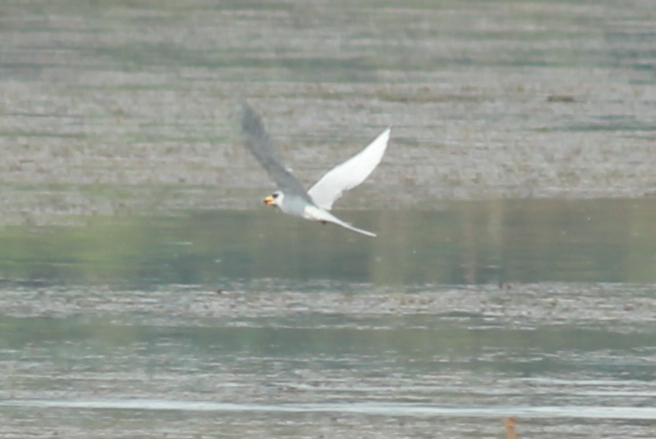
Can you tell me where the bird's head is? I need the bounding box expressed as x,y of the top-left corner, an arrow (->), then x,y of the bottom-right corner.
264,190 -> 283,207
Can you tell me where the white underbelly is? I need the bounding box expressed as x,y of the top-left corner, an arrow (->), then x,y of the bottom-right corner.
302,205 -> 330,222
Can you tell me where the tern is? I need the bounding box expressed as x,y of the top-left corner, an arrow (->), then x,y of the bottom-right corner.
238,102 -> 390,237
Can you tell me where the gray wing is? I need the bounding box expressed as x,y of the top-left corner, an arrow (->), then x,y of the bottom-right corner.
237,102 -> 311,200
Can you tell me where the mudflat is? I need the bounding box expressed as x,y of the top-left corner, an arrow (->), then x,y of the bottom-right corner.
0,1 -> 655,225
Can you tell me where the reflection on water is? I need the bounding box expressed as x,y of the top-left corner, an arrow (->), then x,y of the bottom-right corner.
0,199 -> 655,286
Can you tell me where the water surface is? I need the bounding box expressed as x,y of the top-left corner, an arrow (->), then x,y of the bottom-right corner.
1,199 -> 656,286
1,201 -> 656,438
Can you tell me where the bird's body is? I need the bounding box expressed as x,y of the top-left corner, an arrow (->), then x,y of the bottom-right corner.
238,102 -> 390,237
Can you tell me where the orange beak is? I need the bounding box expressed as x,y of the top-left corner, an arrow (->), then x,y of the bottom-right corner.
264,195 -> 275,205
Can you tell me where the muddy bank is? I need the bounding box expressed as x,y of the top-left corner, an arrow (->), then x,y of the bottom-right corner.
1,281 -> 655,438
0,1 -> 655,225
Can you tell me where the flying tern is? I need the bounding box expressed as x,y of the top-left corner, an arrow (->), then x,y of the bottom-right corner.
238,102 -> 390,237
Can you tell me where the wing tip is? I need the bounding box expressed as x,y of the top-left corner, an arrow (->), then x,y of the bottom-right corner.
374,126 -> 391,148
236,101 -> 258,130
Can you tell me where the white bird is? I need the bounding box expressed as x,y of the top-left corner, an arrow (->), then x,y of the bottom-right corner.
238,102 -> 390,237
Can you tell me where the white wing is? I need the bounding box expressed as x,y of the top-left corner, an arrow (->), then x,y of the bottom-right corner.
307,128 -> 391,211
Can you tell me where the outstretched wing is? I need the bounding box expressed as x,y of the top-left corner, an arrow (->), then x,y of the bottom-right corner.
307,128 -> 390,211
237,102 -> 311,200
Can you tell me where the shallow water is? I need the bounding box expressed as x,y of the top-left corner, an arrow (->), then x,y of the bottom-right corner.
1,199 -> 656,286
1,202 -> 656,438
1,283 -> 656,438
1,0 -> 656,438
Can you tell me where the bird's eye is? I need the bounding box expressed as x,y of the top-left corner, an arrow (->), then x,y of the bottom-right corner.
272,193 -> 279,198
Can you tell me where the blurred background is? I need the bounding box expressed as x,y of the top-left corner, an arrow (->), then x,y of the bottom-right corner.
0,1 -> 655,438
